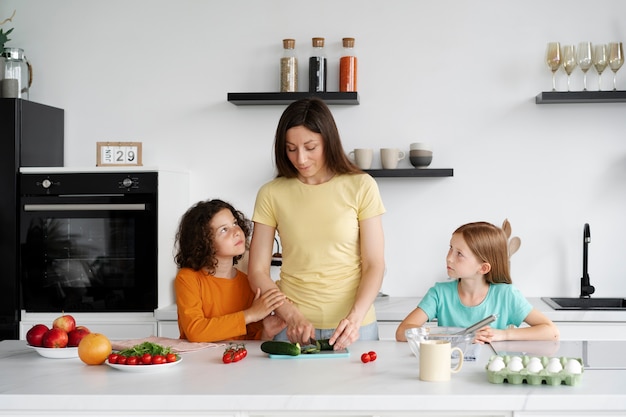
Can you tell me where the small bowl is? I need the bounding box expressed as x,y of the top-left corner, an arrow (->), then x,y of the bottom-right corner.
409,155 -> 433,168
405,326 -> 474,358
27,345 -> 79,359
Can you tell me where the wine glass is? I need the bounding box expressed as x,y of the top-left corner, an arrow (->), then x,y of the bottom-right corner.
561,45 -> 577,91
577,42 -> 593,91
593,44 -> 608,91
545,42 -> 561,91
608,42 -> 624,91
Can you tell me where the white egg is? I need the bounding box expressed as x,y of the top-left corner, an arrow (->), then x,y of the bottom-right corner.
507,358 -> 524,372
565,359 -> 583,374
488,357 -> 505,372
526,359 -> 544,373
546,357 -> 563,373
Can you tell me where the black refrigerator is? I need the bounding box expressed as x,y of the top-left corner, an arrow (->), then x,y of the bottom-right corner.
0,98 -> 64,340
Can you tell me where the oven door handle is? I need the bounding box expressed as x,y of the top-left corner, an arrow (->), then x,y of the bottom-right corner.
23,204 -> 147,211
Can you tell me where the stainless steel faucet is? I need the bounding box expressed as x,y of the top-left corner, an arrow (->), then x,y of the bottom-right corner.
580,223 -> 595,298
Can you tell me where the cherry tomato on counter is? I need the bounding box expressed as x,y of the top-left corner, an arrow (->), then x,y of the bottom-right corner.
361,351 -> 377,363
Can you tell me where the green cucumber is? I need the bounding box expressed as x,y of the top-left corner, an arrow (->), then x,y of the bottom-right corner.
260,341 -> 301,356
317,339 -> 333,351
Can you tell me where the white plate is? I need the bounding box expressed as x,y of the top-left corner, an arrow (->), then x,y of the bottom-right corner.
106,357 -> 183,372
27,345 -> 79,359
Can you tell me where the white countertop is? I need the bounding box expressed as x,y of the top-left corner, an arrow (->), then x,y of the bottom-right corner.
155,297 -> 626,323
1,339 -> 625,415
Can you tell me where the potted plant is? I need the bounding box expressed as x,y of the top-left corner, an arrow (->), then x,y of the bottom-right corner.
1,9 -> 16,81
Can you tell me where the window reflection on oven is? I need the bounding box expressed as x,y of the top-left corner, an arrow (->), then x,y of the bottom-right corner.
21,217 -> 137,311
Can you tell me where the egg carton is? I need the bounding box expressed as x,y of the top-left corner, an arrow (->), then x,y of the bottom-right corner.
485,355 -> 584,386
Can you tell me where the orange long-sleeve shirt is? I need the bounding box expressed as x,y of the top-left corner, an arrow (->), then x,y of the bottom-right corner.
174,268 -> 263,342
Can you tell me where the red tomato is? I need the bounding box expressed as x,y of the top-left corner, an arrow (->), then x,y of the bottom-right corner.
116,355 -> 127,365
360,353 -> 371,363
368,351 -> 377,361
166,353 -> 177,363
152,355 -> 166,365
222,352 -> 233,364
238,347 -> 247,358
126,356 -> 138,365
107,353 -> 119,364
140,353 -> 152,365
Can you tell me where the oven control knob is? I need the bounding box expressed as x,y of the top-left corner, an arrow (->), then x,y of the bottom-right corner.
42,179 -> 52,189
122,178 -> 134,188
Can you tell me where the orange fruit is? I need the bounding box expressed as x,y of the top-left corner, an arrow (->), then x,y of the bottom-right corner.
78,333 -> 112,365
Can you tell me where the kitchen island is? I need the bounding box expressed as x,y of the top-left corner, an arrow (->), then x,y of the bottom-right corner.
1,339 -> 625,416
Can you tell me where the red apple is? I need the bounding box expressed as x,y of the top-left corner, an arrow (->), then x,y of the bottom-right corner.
26,324 -> 50,347
42,328 -> 69,348
52,314 -> 76,333
67,327 -> 91,347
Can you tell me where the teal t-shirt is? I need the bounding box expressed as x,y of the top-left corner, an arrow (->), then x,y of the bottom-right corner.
417,280 -> 532,329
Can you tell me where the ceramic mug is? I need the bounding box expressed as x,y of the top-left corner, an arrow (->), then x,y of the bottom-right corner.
349,148 -> 373,169
419,340 -> 464,382
380,148 -> 406,169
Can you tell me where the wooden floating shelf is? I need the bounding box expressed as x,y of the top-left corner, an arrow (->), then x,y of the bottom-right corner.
227,92 -> 359,105
363,168 -> 453,178
536,90 -> 626,104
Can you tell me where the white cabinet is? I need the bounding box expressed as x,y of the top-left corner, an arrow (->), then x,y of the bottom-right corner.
378,321 -> 399,341
157,321 -> 180,338
552,321 -> 626,341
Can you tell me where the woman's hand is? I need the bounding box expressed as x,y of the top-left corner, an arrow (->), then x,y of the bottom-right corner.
260,314 -> 287,340
328,316 -> 361,350
285,315 -> 316,346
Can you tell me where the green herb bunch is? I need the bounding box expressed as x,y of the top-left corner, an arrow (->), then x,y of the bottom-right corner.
117,341 -> 176,357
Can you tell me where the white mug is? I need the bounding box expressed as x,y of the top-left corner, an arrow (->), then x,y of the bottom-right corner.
349,148 -> 373,169
419,340 -> 464,382
380,148 -> 406,169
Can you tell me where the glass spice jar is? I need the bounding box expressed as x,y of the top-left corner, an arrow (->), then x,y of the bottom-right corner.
308,37 -> 327,92
339,37 -> 357,92
280,39 -> 298,92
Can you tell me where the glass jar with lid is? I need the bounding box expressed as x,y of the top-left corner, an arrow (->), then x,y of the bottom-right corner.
280,39 -> 298,92
2,47 -> 32,99
308,37 -> 327,92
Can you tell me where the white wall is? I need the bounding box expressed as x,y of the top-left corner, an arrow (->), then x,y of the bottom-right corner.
3,0 -> 626,299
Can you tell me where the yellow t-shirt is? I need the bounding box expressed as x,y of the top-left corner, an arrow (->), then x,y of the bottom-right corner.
252,173 -> 385,328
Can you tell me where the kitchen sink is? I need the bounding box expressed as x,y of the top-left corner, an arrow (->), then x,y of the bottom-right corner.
542,297 -> 626,310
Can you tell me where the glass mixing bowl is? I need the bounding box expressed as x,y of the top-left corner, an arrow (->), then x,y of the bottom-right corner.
405,326 -> 475,358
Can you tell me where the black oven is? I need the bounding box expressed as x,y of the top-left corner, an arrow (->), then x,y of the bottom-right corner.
19,172 -> 158,313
